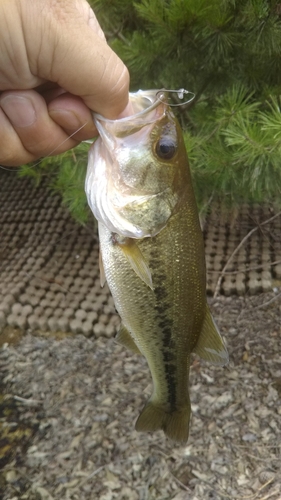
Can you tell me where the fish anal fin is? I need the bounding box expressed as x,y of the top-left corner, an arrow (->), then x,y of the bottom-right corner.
193,306 -> 229,366
99,250 -> 106,287
118,238 -> 153,290
115,323 -> 142,355
135,400 -> 191,443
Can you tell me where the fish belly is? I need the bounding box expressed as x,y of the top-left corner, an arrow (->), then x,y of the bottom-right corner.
98,199 -> 206,442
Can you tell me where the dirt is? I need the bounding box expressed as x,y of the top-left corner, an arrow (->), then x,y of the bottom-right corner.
0,291 -> 281,500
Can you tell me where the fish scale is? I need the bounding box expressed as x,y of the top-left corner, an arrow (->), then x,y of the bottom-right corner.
86,89 -> 229,443
98,198 -> 205,442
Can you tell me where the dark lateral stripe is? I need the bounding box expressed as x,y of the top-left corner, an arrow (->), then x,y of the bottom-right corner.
154,283 -> 177,411
163,350 -> 177,409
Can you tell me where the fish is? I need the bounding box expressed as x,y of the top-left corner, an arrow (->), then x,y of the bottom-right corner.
85,89 -> 228,443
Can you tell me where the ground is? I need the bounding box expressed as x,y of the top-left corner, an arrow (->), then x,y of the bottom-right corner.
0,291 -> 281,500
1,172 -> 281,499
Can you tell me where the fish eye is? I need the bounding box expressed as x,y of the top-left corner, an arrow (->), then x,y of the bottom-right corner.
155,138 -> 177,160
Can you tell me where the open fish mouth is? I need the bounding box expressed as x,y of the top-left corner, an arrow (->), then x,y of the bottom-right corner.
85,89 -> 182,239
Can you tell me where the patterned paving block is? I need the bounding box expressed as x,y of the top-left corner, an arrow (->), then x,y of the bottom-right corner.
1,170 -> 280,335
0,171 -> 115,336
203,204 -> 281,295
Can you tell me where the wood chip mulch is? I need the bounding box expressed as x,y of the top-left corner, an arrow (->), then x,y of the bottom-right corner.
0,292 -> 281,500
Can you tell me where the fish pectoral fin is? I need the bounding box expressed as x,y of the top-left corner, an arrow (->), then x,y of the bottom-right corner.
115,323 -> 142,355
118,238 -> 153,290
99,249 -> 106,287
193,306 -> 229,366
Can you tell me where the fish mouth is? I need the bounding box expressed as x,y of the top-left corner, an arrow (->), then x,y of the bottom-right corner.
85,89 -> 180,239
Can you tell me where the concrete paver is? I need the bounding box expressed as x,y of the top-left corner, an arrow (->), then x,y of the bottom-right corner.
1,170 -> 280,336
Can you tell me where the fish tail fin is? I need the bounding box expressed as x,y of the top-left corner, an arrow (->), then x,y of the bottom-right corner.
135,401 -> 191,443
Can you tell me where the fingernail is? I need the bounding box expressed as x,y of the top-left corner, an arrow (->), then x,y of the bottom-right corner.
0,95 -> 36,127
49,109 -> 83,130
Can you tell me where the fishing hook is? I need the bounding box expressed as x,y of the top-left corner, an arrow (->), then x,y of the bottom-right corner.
156,88 -> 195,106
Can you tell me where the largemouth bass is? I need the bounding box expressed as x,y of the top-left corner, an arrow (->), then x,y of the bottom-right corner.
85,90 -> 228,443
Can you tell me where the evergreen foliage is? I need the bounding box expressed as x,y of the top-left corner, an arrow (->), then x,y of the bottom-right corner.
20,0 -> 281,220
19,143 -> 90,224
93,0 -> 281,208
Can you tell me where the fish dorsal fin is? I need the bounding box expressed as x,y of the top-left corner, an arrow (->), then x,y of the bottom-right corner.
118,238 -> 153,290
99,250 -> 106,287
116,323 -> 142,354
193,306 -> 229,366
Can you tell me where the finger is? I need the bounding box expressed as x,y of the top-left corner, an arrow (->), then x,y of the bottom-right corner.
23,1 -> 130,119
0,106 -> 36,166
76,1 -> 106,42
0,90 -> 81,165
48,93 -> 98,141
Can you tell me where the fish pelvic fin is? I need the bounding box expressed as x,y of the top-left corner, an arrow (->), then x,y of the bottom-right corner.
194,306 -> 229,366
135,401 -> 191,444
115,323 -> 142,355
117,238 -> 153,290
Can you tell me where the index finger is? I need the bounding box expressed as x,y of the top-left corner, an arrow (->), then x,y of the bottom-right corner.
25,1 -> 130,119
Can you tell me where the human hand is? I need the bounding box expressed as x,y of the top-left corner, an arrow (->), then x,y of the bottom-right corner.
0,0 -> 129,166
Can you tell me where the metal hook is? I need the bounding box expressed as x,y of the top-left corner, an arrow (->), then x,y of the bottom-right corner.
156,88 -> 195,106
